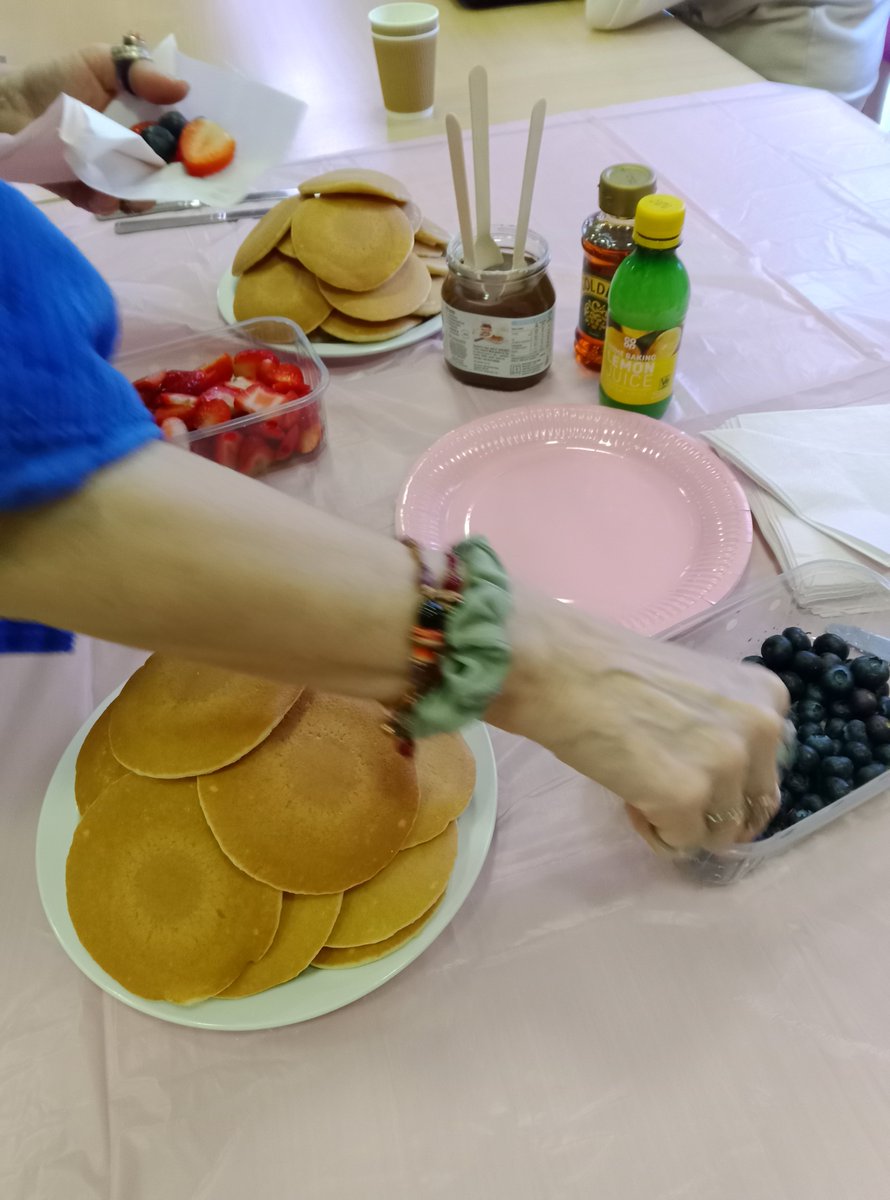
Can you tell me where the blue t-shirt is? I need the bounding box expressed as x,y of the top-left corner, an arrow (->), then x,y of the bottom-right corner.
0,182 -> 160,651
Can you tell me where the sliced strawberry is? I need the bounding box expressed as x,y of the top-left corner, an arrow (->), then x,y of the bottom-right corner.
233,349 -> 277,380
132,371 -> 166,407
160,369 -> 207,395
213,431 -> 242,469
160,416 -> 190,441
233,383 -> 287,416
200,384 -> 239,410
237,437 -> 274,477
154,402 -> 197,427
257,359 -> 306,393
299,422 -> 323,455
192,397 -> 231,428
179,118 -> 236,178
200,353 -> 234,388
273,424 -> 303,462
131,120 -> 156,135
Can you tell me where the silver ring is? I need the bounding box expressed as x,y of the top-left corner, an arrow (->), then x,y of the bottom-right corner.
111,33 -> 152,94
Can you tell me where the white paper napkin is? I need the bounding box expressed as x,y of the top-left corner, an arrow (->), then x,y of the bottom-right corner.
0,36 -> 306,208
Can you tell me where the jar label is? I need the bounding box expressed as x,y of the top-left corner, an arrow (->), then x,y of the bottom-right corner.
578,264 -> 611,341
600,320 -> 683,406
442,303 -> 554,380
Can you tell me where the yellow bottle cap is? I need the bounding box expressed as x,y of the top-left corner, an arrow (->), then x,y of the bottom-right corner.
633,194 -> 685,250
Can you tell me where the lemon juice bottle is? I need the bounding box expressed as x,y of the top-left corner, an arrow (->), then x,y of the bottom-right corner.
599,195 -> 689,420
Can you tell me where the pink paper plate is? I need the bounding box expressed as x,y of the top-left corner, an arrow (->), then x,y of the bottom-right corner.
396,405 -> 752,636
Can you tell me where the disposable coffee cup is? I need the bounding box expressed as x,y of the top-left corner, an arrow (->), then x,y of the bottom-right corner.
369,4 -> 438,116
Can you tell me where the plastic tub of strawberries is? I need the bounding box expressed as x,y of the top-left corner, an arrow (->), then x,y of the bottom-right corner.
116,318 -> 330,477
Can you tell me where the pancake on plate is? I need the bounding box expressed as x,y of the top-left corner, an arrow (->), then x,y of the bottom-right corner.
233,254 -> 332,333
290,196 -> 413,291
312,894 -> 444,968
321,312 -> 422,344
325,822 -> 458,947
404,734 -> 475,848
74,702 -> 131,815
66,776 -> 282,1004
232,197 -> 301,276
218,892 -> 343,997
297,167 -> 411,203
197,693 -> 419,894
109,655 -> 301,779
415,216 -> 450,249
412,275 -> 443,319
317,254 -> 430,323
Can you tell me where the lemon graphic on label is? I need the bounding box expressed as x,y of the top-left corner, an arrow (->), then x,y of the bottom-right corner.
651,328 -> 681,358
604,325 -> 625,354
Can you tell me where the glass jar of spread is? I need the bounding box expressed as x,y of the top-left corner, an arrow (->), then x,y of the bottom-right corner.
441,225 -> 555,391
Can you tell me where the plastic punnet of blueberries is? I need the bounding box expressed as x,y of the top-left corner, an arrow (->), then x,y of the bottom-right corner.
743,627 -> 890,839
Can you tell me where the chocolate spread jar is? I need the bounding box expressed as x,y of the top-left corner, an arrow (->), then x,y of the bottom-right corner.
441,225 -> 555,391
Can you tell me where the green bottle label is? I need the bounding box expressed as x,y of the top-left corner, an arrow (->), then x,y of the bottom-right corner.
601,318 -> 683,407
578,263 -> 611,341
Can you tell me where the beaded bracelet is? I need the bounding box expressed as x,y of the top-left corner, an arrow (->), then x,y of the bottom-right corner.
384,536 -> 513,755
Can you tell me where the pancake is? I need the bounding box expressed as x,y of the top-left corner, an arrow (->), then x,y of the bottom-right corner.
415,217 -> 450,249
297,168 -> 411,203
290,196 -> 413,291
66,776 -> 282,1004
404,734 -> 475,849
232,197 -> 301,276
312,895 -> 443,968
197,693 -> 420,894
317,254 -> 430,322
109,655 -> 301,779
74,702 -> 131,815
218,891 -> 342,997
412,240 -> 444,259
402,200 -> 423,233
233,254 -> 332,333
325,822 -> 458,947
276,234 -> 302,259
412,274 -> 443,319
321,311 -> 421,344
423,255 -> 448,277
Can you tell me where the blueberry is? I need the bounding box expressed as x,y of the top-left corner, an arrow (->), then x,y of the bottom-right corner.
793,650 -> 823,682
795,744 -> 820,774
784,771 -> 808,797
798,722 -> 823,743
830,739 -> 844,756
777,671 -> 805,702
844,741 -> 873,768
788,806 -> 814,825
822,756 -> 854,781
821,653 -> 844,672
138,124 -> 177,162
782,627 -> 812,652
829,701 -> 854,720
849,688 -> 878,718
856,763 -> 887,786
800,793 -> 824,813
761,634 -> 795,670
796,700 -> 826,725
813,633 -> 849,660
821,777 -> 853,803
878,684 -> 890,699
825,717 -> 847,740
874,744 -> 890,766
821,663 -> 855,696
804,683 -> 825,702
804,734 -> 835,758
866,715 -> 890,744
845,719 -> 868,742
879,696 -> 890,719
850,654 -> 890,689
157,110 -> 189,139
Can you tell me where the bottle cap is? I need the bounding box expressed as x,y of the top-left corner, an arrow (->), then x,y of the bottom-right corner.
598,164 -> 656,220
633,194 -> 685,250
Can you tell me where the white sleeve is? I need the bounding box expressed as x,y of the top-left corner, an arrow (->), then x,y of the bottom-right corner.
584,1 -> 668,30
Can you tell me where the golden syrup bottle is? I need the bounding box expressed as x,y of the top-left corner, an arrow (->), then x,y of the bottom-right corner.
574,164 -> 656,371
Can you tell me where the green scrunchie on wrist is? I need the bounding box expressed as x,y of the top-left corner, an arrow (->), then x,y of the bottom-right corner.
406,537 -> 512,738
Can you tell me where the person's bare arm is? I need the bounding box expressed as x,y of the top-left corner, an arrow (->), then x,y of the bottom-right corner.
0,440 -> 786,853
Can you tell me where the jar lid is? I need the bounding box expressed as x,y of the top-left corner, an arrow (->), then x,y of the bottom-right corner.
633,194 -> 685,250
597,163 -> 656,220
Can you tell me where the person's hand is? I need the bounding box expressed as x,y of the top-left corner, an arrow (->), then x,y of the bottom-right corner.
9,44 -> 188,214
495,596 -> 789,854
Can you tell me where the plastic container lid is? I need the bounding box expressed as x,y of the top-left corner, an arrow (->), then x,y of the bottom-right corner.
633,194 -> 685,250
597,163 -> 656,220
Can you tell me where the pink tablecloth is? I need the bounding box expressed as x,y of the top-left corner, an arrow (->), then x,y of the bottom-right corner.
6,83 -> 890,1200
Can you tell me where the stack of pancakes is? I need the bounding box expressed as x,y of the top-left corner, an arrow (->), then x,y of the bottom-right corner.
68,656 -> 476,1005
232,168 -> 449,343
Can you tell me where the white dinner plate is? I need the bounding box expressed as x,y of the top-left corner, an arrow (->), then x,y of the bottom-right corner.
216,269 -> 443,360
36,691 -> 497,1031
